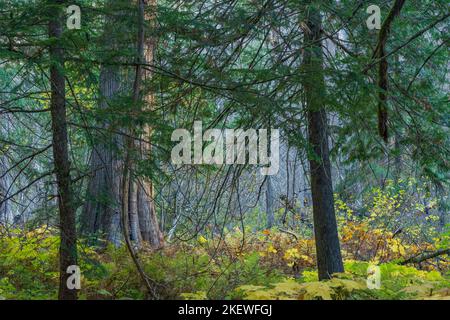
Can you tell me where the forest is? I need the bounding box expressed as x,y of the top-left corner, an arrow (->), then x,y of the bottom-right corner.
0,0 -> 449,301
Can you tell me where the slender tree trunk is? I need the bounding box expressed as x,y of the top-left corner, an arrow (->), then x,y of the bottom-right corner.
129,177 -> 141,244
375,0 -> 406,142
265,176 -> 275,229
121,143 -> 156,298
48,0 -> 78,300
302,7 -> 344,280
394,131 -> 402,180
0,158 -> 10,224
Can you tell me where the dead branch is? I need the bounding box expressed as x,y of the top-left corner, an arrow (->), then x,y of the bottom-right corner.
400,248 -> 449,265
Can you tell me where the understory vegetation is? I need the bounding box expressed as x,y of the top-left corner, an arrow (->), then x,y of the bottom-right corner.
1,182 -> 448,300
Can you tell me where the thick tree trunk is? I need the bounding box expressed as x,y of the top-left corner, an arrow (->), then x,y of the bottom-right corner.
81,0 -> 124,246
81,63 -> 123,246
302,7 -> 344,280
81,0 -> 163,249
137,0 -> 163,248
48,0 -> 78,300
81,137 -> 123,246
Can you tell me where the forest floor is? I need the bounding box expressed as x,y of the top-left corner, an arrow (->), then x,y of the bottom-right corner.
0,223 -> 448,300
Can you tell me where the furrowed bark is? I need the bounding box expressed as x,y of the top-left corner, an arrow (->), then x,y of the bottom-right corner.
121,143 -> 156,298
119,0 -> 158,298
48,0 -> 78,300
81,66 -> 122,246
81,0 -> 124,246
137,0 -> 163,248
82,0 -> 163,249
129,175 -> 141,244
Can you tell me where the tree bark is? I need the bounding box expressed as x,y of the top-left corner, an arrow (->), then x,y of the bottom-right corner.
302,6 -> 344,280
121,143 -> 157,298
48,0 -> 78,300
80,75 -> 123,246
118,0 -> 159,298
400,248 -> 449,265
137,0 -> 163,248
375,0 -> 407,142
81,0 -> 125,247
0,158 -> 10,224
129,176 -> 141,244
81,0 -> 163,249
265,176 -> 275,229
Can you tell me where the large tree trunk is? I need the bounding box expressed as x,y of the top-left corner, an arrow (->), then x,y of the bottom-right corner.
48,0 -> 78,300
81,78 -> 123,246
81,0 -> 163,249
80,2 -> 123,246
302,7 -> 344,280
137,0 -> 163,248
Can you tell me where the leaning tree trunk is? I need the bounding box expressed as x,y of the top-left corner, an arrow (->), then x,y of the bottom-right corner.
302,6 -> 344,280
48,0 -> 78,300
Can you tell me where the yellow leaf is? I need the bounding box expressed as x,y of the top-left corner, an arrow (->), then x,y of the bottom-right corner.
283,248 -> 299,260
244,290 -> 277,300
237,284 -> 266,291
272,279 -> 302,296
198,235 -> 208,244
329,278 -> 366,292
298,282 -> 333,300
180,291 -> 207,300
401,284 -> 434,297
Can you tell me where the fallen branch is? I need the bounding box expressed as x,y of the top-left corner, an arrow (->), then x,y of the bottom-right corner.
279,228 -> 299,240
399,248 -> 449,265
